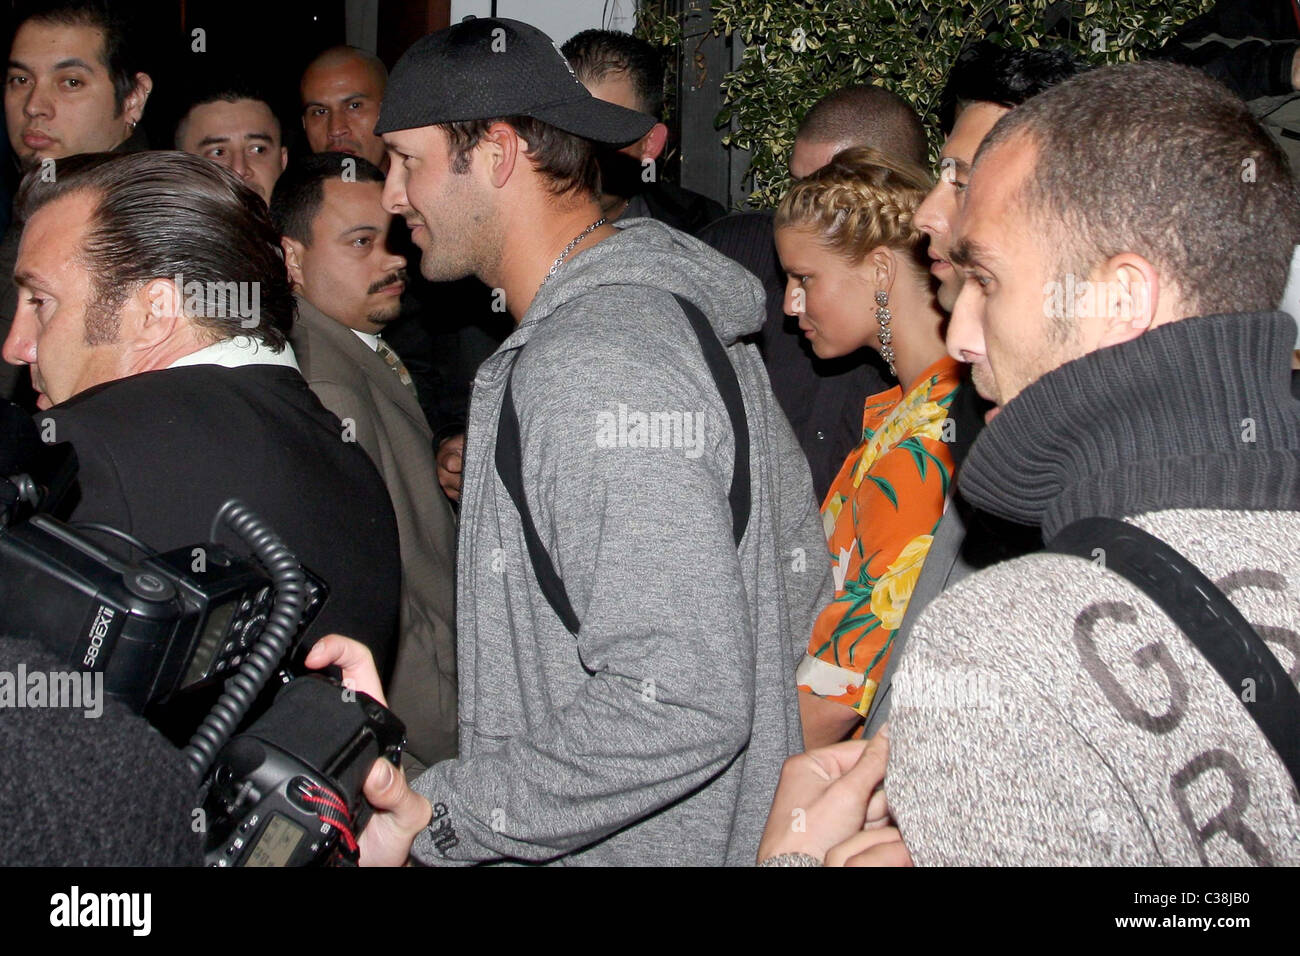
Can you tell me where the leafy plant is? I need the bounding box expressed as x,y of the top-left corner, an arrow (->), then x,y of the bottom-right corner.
640,0 -> 1212,207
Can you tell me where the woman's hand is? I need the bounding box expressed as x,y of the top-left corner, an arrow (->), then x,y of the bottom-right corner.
758,727 -> 897,864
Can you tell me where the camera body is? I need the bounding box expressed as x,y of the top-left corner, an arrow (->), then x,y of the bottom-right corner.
202,675 -> 406,866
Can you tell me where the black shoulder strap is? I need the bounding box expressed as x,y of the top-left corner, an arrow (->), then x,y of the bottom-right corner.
494,292 -> 750,636
495,367 -> 582,634
1046,516 -> 1300,790
679,294 -> 751,545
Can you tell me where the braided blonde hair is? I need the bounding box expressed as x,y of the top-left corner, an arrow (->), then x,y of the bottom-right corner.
775,146 -> 933,264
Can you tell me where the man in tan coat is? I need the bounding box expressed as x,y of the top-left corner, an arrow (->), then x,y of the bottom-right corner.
271,152 -> 458,766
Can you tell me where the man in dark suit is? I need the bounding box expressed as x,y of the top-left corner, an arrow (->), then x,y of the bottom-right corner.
0,150 -> 401,672
272,153 -> 459,767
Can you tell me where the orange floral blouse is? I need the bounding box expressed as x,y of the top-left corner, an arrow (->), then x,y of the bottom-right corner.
796,355 -> 964,716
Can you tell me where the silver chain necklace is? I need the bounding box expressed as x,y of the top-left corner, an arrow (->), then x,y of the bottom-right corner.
539,217 -> 606,292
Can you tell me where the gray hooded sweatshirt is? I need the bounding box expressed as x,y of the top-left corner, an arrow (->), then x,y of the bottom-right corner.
408,218 -> 831,865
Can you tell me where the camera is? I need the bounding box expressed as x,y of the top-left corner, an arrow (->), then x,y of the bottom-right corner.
0,511 -> 327,719
0,425 -> 405,866
202,674 -> 405,866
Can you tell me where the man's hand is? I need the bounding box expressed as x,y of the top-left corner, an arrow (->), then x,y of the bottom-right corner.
436,432 -> 465,502
305,633 -> 387,704
357,756 -> 434,866
757,727 -> 898,864
305,635 -> 433,865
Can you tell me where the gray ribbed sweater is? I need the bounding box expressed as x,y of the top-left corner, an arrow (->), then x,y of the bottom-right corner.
887,312 -> 1300,865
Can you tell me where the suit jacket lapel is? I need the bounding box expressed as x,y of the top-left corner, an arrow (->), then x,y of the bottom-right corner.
295,295 -> 431,438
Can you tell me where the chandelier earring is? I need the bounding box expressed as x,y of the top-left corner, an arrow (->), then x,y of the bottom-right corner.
874,289 -> 896,377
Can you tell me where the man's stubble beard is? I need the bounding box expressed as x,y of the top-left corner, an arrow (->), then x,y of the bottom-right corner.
984,326 -> 1081,409
969,362 -> 999,405
366,303 -> 402,326
408,162 -> 495,285
416,202 -> 503,285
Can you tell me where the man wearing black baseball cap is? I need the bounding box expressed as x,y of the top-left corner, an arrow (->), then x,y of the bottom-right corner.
333,17 -> 832,866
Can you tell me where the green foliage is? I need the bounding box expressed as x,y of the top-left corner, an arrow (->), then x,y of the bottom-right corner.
640,0 -> 1212,208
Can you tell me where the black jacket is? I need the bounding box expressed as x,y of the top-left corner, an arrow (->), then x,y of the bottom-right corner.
41,363 -> 402,671
625,180 -> 727,237
1156,0 -> 1300,100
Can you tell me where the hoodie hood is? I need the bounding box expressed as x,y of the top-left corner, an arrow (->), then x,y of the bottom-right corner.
515,217 -> 766,348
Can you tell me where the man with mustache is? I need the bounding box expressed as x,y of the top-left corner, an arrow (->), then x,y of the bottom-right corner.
272,153 -> 459,767
300,43 -> 497,506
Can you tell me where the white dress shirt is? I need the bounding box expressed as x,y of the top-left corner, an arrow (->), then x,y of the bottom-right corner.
167,334 -> 301,371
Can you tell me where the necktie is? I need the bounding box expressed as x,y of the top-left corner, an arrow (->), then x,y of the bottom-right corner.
375,338 -> 419,402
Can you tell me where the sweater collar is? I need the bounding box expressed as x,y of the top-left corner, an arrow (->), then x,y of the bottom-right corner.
957,311 -> 1300,538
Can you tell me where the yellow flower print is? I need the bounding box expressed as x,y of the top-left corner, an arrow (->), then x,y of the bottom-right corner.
910,401 -> 949,442
869,533 -> 934,630
853,386 -> 951,488
854,677 -> 880,717
823,493 -> 846,541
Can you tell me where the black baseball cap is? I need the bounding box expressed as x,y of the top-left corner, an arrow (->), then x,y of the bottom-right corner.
375,17 -> 655,146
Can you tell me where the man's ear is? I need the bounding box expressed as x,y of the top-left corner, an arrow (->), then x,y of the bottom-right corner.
281,236 -> 306,289
127,276 -> 183,350
481,121 -> 520,188
123,72 -> 152,127
1096,253 -> 1159,348
279,146 -> 288,172
639,122 -> 668,163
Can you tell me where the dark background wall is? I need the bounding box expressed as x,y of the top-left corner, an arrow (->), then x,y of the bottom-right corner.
0,0 -> 457,163
0,2 -> 735,207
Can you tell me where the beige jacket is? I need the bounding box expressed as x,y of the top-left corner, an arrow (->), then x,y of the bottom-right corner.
290,295 -> 458,765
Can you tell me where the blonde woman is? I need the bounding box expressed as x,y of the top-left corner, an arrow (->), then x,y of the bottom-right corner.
775,146 -> 964,747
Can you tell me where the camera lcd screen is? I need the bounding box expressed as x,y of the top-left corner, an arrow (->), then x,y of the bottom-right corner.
181,598 -> 237,686
244,813 -> 306,867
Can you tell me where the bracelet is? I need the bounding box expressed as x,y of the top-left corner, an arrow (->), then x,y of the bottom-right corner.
757,852 -> 822,867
